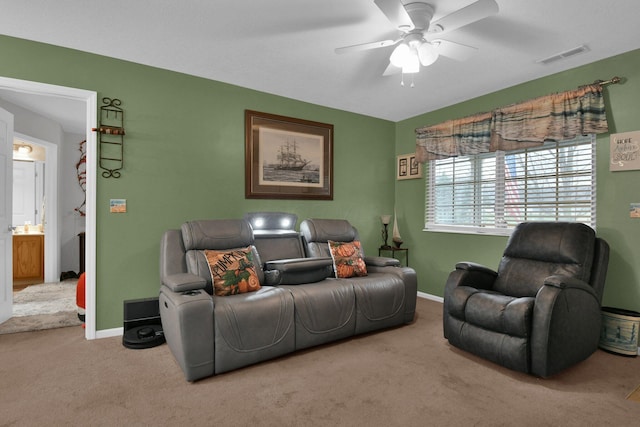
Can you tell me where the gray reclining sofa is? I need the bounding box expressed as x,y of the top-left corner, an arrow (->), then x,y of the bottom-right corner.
159,213 -> 417,381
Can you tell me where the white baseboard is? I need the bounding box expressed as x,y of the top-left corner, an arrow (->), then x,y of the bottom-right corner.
95,327 -> 123,339
417,291 -> 443,303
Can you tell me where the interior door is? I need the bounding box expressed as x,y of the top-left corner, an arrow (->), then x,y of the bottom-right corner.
0,107 -> 14,324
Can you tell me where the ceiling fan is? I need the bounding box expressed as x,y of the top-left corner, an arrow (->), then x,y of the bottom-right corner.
335,0 -> 499,77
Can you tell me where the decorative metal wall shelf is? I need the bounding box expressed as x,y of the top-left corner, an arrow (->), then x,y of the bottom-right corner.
92,97 -> 125,178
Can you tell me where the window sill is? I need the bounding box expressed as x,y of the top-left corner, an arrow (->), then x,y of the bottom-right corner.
423,224 -> 514,237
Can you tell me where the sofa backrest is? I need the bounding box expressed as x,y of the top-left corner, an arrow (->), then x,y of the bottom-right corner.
244,212 -> 305,262
180,219 -> 264,293
493,222 -> 596,298
300,218 -> 360,258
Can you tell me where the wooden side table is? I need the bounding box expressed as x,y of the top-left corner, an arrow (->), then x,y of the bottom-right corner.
378,246 -> 409,267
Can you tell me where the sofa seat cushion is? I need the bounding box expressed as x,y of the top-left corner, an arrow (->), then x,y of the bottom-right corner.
282,279 -> 356,350
347,272 -> 406,334
213,286 -> 295,374
449,286 -> 534,338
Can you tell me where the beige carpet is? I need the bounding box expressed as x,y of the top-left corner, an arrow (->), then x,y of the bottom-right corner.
0,280 -> 82,335
1,298 -> 640,426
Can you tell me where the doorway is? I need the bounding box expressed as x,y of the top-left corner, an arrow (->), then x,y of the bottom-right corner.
0,76 -> 97,339
12,142 -> 46,290
12,134 -> 58,288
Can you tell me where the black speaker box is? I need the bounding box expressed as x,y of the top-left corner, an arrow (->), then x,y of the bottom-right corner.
122,297 -> 165,349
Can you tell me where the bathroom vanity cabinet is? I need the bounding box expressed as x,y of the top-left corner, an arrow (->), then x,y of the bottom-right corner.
13,233 -> 44,288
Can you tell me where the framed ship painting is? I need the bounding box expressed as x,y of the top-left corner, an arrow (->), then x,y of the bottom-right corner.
245,110 -> 333,200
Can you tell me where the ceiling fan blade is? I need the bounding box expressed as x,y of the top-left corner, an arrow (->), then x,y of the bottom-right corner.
374,0 -> 414,31
433,39 -> 479,61
335,39 -> 399,54
382,62 -> 401,76
429,0 -> 498,35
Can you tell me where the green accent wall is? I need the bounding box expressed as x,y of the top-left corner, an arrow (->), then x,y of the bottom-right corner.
0,35 -> 395,329
395,48 -> 640,312
3,34 -> 640,329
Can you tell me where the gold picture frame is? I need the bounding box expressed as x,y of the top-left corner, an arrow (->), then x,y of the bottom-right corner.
245,110 -> 333,200
397,153 -> 422,180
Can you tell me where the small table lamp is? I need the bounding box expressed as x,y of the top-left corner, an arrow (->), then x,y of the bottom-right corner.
380,215 -> 392,249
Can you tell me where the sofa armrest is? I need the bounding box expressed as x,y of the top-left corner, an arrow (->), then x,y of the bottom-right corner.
264,257 -> 333,286
443,262 -> 498,330
543,275 -> 597,295
443,262 -> 498,295
455,261 -> 498,277
159,286 -> 214,381
364,256 -> 400,267
162,273 -> 207,293
531,275 -> 601,377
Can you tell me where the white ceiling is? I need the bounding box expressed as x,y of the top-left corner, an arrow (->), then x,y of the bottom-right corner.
0,89 -> 87,135
1,0 -> 639,129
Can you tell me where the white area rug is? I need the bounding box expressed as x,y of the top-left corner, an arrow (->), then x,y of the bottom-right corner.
0,280 -> 83,335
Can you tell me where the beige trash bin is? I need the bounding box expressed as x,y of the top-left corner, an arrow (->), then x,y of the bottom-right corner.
600,307 -> 640,356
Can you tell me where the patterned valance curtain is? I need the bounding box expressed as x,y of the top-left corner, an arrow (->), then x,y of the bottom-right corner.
415,84 -> 609,162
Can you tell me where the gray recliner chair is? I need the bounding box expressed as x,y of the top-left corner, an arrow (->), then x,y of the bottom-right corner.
443,222 -> 609,377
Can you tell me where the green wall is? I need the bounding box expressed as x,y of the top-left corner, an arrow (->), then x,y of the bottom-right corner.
0,36 -> 395,329
3,34 -> 640,329
396,48 -> 640,312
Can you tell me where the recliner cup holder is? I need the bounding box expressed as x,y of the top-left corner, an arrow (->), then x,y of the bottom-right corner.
182,290 -> 201,296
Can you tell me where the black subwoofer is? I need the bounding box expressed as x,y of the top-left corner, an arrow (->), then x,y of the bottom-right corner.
122,297 -> 165,349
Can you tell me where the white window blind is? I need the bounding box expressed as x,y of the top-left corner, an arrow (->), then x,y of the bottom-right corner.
425,135 -> 596,234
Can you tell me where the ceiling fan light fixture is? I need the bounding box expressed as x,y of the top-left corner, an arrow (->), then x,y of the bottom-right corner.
336,0 -> 497,78
14,143 -> 33,154
418,42 -> 439,66
390,43 -> 410,67
402,48 -> 421,73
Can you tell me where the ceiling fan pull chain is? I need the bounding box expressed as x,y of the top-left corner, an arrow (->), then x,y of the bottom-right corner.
400,72 -> 416,88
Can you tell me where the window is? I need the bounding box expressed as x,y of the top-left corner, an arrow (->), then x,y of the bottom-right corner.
425,135 -> 595,235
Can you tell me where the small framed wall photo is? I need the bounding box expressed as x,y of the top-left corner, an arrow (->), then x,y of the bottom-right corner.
397,153 -> 422,180
610,130 -> 640,171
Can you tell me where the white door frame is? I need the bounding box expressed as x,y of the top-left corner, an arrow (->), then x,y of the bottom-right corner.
0,76 -> 98,339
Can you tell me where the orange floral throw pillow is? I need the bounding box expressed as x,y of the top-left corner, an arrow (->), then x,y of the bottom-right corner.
204,247 -> 261,296
328,240 -> 368,278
